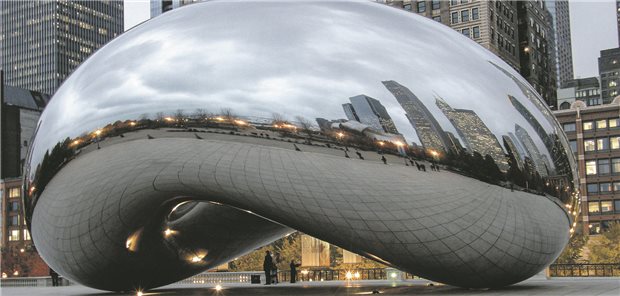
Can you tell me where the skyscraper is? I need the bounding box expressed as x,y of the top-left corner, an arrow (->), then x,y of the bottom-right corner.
0,1 -> 124,95
517,1 -> 557,108
546,0 -> 574,87
435,96 -> 508,171
347,94 -> 399,134
342,103 -> 359,122
598,47 -> 620,104
382,80 -> 449,152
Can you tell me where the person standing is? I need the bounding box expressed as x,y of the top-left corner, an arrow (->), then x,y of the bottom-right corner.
289,260 -> 301,283
49,268 -> 59,287
263,251 -> 273,285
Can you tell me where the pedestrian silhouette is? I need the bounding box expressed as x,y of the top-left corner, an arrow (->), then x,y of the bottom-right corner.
409,159 -> 414,166
289,260 -> 301,283
147,134 -> 155,139
49,268 -> 59,287
416,163 -> 421,171
294,144 -> 301,151
421,164 -> 426,171
345,151 -> 350,158
263,251 -> 273,285
381,155 -> 387,164
194,133 -> 203,139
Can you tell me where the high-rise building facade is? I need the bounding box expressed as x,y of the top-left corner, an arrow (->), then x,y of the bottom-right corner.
546,0 -> 574,87
554,100 -> 620,235
0,1 -> 123,95
517,0 -> 557,108
598,47 -> 620,104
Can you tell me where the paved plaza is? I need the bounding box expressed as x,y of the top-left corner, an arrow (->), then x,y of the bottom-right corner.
2,278 -> 619,296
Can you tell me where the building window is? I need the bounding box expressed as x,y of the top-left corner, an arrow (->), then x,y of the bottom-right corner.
598,159 -> 611,175
612,137 -> 620,149
597,138 -> 610,151
9,230 -> 20,241
601,201 -> 613,214
615,200 -> 620,213
562,123 -> 576,132
472,7 -> 479,20
472,26 -> 480,38
614,182 -> 620,192
613,158 -> 620,174
451,12 -> 459,24
587,183 -> 598,194
462,28 -> 470,37
417,1 -> 426,13
609,118 -> 619,128
431,0 -> 440,10
586,160 -> 597,175
9,215 -> 19,226
597,119 -> 608,129
588,201 -> 600,215
450,0 -> 458,5
600,183 -> 612,193
23,229 -> 31,241
8,187 -> 20,198
10,201 -> 19,211
584,139 -> 596,152
432,15 -> 441,22
461,10 -> 469,22
569,140 -> 577,152
583,121 -> 593,131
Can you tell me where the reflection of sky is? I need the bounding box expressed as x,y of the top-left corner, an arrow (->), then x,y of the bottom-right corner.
30,1 -> 556,174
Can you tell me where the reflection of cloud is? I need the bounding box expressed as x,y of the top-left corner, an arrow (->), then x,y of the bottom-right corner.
29,1 -> 556,179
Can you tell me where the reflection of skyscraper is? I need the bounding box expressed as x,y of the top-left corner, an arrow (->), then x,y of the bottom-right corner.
382,80 -> 449,152
515,124 -> 549,177
445,132 -> 465,154
502,135 -> 525,170
435,97 -> 508,171
344,95 -> 399,134
342,103 -> 359,122
508,95 -> 565,175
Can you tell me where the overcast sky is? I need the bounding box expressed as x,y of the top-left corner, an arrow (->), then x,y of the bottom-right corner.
123,0 -> 618,79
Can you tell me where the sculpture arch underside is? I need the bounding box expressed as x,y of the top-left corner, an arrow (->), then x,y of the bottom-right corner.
32,138 -> 569,291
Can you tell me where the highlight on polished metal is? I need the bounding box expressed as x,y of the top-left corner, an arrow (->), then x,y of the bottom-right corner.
23,0 -> 578,292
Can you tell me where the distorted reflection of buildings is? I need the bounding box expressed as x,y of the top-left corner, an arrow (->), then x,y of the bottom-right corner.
435,96 -> 509,171
502,133 -> 526,171
344,95 -> 399,134
515,124 -> 550,177
382,80 -> 450,153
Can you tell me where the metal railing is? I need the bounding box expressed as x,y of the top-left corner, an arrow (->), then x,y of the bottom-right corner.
549,263 -> 620,277
174,271 -> 258,284
0,276 -> 70,287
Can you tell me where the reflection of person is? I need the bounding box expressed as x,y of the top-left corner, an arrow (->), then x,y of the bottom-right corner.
381,156 -> 387,164
271,262 -> 278,284
263,251 -> 273,285
289,260 -> 301,283
49,268 -> 59,287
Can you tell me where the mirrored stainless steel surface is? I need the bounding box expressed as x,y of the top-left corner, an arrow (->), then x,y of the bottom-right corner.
23,0 -> 578,291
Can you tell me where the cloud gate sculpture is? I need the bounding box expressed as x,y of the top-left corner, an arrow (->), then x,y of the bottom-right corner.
23,1 -> 579,292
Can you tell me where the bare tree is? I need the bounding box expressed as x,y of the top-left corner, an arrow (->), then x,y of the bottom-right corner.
193,108 -> 208,120
175,109 -> 185,121
155,112 -> 165,122
220,108 -> 235,121
295,115 -> 315,143
271,112 -> 288,125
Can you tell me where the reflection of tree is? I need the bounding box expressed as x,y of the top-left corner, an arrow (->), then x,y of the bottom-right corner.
295,116 -> 315,144
229,232 -> 301,271
589,222 -> 620,263
441,151 -> 504,184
